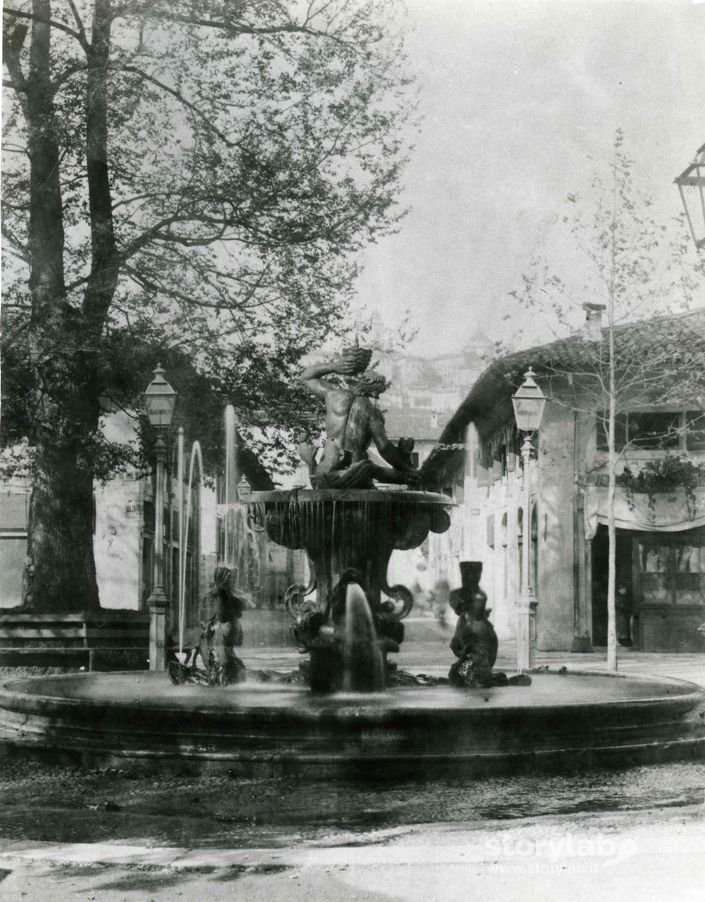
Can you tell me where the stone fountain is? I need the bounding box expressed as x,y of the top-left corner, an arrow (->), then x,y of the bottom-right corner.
249,486 -> 451,690
0,345 -> 703,776
243,344 -> 452,691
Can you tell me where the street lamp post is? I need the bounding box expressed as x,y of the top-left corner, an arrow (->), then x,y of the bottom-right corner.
237,475 -> 252,500
675,144 -> 705,250
512,368 -> 546,672
143,365 -> 178,671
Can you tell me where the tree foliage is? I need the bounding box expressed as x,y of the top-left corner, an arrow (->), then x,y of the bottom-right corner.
3,0 -> 414,447
1,0 -> 415,609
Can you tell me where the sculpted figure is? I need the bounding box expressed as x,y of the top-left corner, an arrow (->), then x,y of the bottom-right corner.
168,566 -> 252,686
300,348 -> 420,489
449,565 -> 498,689
448,561 -> 531,689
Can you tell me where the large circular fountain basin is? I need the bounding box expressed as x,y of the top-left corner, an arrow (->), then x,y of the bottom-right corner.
0,669 -> 703,777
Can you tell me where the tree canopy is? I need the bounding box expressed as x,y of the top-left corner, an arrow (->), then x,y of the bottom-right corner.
2,0 -> 414,448
1,0 -> 416,610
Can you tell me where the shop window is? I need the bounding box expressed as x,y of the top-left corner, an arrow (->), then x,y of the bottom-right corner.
517,507 -> 523,591
499,444 -> 508,476
597,411 -> 681,451
141,536 -> 153,607
636,533 -> 705,606
143,500 -> 155,533
486,515 -> 495,548
629,412 -> 680,449
171,546 -> 179,608
476,448 -> 490,486
501,512 -> 508,600
596,413 -> 628,451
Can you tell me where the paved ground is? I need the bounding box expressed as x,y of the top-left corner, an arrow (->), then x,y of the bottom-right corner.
0,633 -> 702,900
1,804 -> 704,901
243,626 -> 705,687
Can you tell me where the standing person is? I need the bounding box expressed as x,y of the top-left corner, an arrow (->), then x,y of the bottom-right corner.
411,578 -> 427,615
616,583 -> 633,647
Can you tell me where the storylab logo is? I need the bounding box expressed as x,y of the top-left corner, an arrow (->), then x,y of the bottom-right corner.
485,832 -> 638,869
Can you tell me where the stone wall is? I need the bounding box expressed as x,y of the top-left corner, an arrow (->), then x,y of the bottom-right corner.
93,479 -> 142,610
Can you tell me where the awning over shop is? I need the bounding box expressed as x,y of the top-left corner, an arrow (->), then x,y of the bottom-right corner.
584,486 -> 705,540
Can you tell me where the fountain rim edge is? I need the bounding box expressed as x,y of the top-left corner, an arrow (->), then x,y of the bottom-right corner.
0,670 -> 701,719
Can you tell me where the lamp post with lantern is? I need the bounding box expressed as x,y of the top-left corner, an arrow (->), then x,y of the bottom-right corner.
675,144 -> 705,250
512,368 -> 546,672
143,365 -> 178,671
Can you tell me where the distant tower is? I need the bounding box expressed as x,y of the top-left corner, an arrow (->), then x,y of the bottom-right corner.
370,310 -> 385,349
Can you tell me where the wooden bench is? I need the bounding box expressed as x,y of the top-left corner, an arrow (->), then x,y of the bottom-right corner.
0,611 -> 150,670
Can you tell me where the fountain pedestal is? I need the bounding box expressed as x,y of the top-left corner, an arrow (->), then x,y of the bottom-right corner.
249,488 -> 452,624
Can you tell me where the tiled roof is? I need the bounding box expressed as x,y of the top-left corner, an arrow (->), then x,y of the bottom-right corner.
383,407 -> 447,440
421,308 -> 705,485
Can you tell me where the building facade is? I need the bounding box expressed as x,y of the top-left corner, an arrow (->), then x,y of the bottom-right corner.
0,409 -> 294,630
424,310 -> 705,653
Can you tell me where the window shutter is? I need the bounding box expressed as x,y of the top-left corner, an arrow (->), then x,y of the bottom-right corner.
487,515 -> 495,548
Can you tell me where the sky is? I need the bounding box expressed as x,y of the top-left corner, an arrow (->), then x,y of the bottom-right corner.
352,0 -> 705,357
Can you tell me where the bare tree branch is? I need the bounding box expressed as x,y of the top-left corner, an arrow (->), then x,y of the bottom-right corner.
109,62 -> 243,147
4,7 -> 87,49
65,0 -> 90,52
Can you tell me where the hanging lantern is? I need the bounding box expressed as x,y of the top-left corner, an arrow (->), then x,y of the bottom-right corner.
143,364 -> 177,429
512,368 -> 546,434
675,144 -> 705,250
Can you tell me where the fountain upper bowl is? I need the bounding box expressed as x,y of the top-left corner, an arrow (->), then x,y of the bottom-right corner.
249,488 -> 454,505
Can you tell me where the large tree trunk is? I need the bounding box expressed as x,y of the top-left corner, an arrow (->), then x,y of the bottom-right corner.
26,398 -> 101,613
20,0 -> 117,612
21,1 -> 98,611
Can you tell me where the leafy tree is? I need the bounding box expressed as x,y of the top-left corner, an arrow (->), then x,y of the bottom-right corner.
508,131 -> 705,669
1,0 -> 415,611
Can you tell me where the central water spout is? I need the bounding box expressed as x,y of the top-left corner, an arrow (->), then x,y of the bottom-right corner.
339,583 -> 386,693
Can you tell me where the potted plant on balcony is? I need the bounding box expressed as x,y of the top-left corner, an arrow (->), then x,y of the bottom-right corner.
617,455 -> 705,518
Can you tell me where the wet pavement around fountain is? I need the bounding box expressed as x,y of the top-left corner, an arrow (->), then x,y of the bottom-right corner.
0,635 -> 703,899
